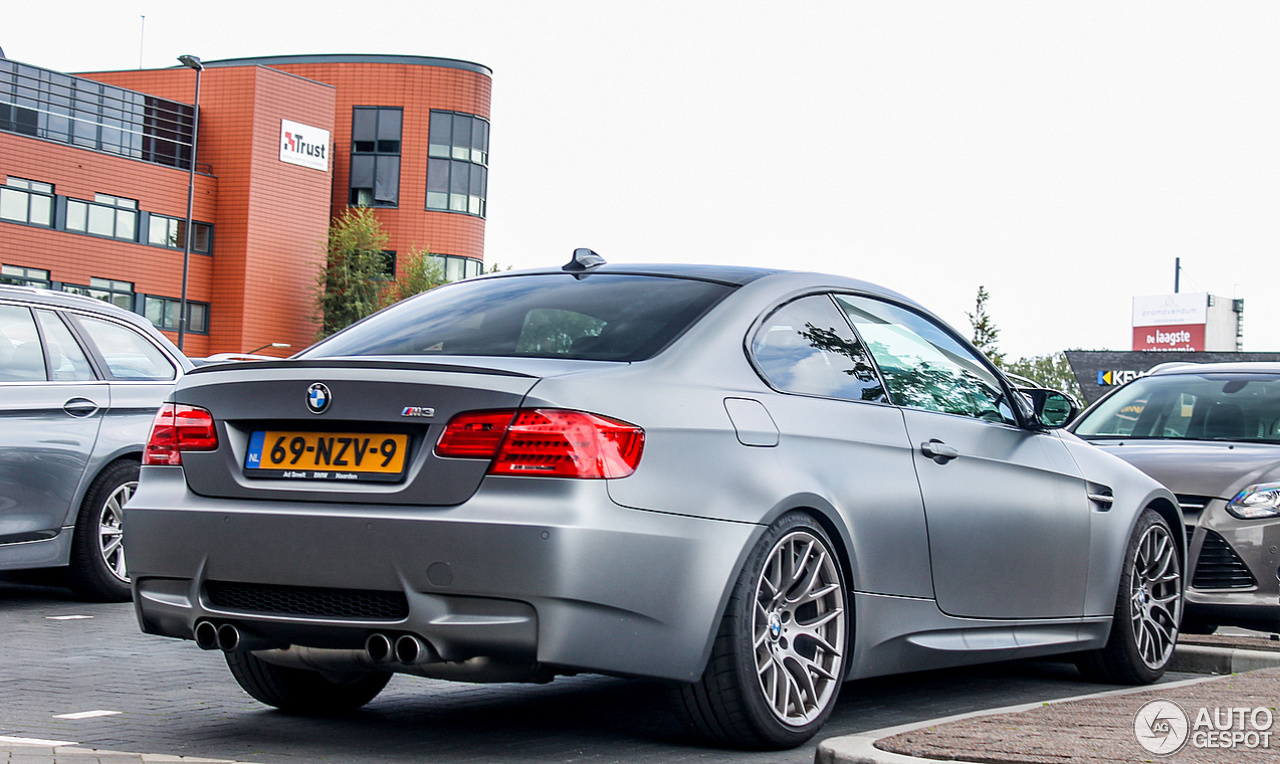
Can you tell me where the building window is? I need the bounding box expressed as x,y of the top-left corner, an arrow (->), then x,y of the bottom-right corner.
349,107 -> 402,207
430,254 -> 484,282
0,264 -> 52,288
62,277 -> 134,312
0,59 -> 195,170
0,178 -> 54,227
426,111 -> 489,217
66,194 -> 138,241
144,295 -> 209,334
147,214 -> 212,253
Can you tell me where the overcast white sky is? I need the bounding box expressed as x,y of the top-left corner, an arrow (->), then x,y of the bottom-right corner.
5,1 -> 1278,359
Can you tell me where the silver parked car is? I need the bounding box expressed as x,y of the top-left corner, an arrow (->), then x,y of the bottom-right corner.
125,254 -> 1183,749
1072,362 -> 1280,635
0,284 -> 191,601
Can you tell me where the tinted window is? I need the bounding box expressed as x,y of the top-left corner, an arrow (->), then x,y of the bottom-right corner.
35,310 -> 94,381
751,295 -> 885,402
74,315 -> 175,381
0,304 -> 46,381
837,295 -> 1015,424
1074,373 -> 1280,442
304,274 -> 734,362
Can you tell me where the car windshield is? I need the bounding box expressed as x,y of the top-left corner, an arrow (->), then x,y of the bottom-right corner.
1073,372 -> 1280,443
302,273 -> 735,362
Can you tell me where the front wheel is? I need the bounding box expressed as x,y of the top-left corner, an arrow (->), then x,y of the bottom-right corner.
225,651 -> 391,713
675,512 -> 848,749
68,460 -> 137,602
1077,509 -> 1183,684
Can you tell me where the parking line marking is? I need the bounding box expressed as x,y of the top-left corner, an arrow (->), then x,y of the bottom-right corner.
52,710 -> 121,720
45,615 -> 94,620
0,735 -> 79,746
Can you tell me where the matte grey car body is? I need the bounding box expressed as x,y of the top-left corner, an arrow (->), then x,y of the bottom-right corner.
1072,362 -> 1280,633
125,260 -> 1183,748
0,284 -> 190,600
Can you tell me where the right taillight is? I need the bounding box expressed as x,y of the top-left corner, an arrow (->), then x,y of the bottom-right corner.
143,403 -> 219,466
435,408 -> 644,479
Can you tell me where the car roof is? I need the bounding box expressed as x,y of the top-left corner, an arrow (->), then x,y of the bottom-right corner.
1148,361 -> 1280,376
486,262 -> 783,286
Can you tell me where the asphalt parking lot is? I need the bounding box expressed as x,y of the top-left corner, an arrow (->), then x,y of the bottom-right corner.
1,573 -> 1203,764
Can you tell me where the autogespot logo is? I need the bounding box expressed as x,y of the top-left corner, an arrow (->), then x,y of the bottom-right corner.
1135,700 -> 1190,755
1135,699 -> 1276,755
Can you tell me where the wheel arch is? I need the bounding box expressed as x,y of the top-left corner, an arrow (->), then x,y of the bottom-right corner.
61,450 -> 143,529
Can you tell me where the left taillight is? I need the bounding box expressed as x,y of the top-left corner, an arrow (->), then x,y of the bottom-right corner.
143,403 -> 219,466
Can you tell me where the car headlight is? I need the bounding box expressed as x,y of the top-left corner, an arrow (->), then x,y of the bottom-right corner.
1226,483 -> 1280,519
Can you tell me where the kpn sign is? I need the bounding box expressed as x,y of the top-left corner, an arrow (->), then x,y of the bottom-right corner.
280,119 -> 330,172
1132,293 -> 1207,352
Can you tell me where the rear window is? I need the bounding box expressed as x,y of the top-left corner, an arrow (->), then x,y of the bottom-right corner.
304,273 -> 735,362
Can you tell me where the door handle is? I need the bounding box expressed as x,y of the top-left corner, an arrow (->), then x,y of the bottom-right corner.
63,397 -> 100,418
920,439 -> 959,464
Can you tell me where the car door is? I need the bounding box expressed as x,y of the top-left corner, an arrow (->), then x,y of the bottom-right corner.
836,294 -> 1092,619
746,294 -> 933,599
0,304 -> 104,551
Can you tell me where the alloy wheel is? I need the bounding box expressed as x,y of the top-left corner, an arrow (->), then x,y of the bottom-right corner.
753,530 -> 845,726
98,480 -> 135,583
1129,521 -> 1181,669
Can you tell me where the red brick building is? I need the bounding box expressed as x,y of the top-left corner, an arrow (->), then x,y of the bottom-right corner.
0,54 -> 491,358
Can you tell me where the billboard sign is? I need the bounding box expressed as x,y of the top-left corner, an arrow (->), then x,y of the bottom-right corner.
1132,293 -> 1207,351
280,119 -> 330,172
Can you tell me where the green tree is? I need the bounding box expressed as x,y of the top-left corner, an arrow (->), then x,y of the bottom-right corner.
314,207 -> 391,338
1004,352 -> 1085,402
967,285 -> 1005,366
387,246 -> 445,305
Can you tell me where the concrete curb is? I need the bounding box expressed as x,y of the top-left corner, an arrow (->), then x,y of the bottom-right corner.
814,643 -> 1280,764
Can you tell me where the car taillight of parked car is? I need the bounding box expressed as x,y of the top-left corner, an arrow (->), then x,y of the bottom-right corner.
143,403 -> 219,465
436,408 -> 644,479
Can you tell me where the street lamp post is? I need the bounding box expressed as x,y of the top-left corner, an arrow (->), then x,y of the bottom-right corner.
176,54 -> 203,351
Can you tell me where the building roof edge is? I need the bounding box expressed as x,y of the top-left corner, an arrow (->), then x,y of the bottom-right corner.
199,54 -> 492,76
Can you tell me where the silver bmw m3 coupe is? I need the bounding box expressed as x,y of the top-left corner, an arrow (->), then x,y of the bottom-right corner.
125,252 -> 1183,749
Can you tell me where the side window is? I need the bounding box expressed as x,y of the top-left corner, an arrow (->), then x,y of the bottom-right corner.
34,310 -> 95,381
0,305 -> 46,381
836,295 -> 1015,424
73,315 -> 176,381
750,295 -> 886,403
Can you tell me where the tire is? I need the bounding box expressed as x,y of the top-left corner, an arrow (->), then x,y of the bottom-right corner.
1076,509 -> 1182,684
675,512 -> 848,749
225,651 -> 391,713
67,459 -> 137,603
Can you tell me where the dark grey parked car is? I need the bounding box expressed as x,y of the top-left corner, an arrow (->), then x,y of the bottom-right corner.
125,254 -> 1183,749
1072,362 -> 1280,634
0,284 -> 191,600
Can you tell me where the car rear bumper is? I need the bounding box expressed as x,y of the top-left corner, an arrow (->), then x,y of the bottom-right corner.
125,467 -> 760,682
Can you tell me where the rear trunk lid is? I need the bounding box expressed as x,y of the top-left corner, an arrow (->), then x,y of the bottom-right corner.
170,357 -> 607,505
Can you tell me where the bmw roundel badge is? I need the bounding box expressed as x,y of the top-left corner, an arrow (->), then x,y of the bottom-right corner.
306,382 -> 331,414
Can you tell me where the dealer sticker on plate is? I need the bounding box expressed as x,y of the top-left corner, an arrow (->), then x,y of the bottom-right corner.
244,431 -> 408,482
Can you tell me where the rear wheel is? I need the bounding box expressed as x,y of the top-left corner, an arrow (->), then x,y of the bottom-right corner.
67,460 -> 137,602
1077,509 -> 1182,684
225,651 -> 391,713
675,513 -> 848,749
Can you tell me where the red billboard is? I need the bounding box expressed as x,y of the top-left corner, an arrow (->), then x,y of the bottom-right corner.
1132,324 -> 1205,351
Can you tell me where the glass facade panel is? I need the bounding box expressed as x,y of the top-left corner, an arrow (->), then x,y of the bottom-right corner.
426,111 -> 488,217
0,60 -> 194,169
349,107 -> 401,207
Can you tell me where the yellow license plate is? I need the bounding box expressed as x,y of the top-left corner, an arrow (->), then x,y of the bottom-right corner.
245,431 -> 408,481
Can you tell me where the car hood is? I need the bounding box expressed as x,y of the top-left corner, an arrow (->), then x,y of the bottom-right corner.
1083,439 -> 1280,499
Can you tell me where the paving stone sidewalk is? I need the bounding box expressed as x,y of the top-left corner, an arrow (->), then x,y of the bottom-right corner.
817,631 -> 1280,764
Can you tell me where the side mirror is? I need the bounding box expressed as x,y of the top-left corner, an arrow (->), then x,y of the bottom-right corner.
1021,389 -> 1079,429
